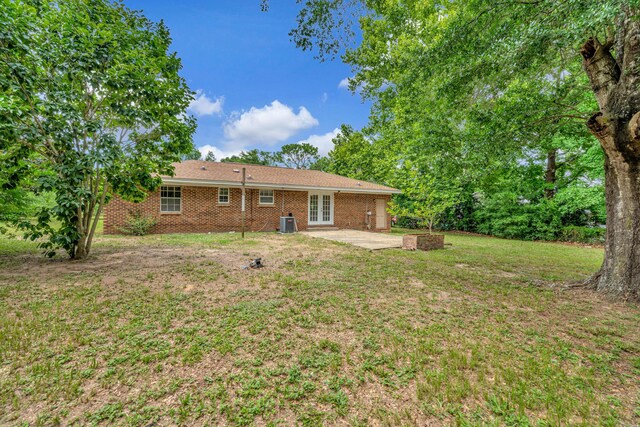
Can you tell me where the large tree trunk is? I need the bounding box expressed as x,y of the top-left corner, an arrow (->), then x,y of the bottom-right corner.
544,149 -> 557,199
596,149 -> 640,298
581,6 -> 640,301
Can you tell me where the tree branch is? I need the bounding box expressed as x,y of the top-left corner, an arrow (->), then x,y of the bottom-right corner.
532,113 -> 591,124
86,179 -> 108,255
581,37 -> 621,111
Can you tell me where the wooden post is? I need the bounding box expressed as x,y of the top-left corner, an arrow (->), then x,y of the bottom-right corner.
241,167 -> 246,239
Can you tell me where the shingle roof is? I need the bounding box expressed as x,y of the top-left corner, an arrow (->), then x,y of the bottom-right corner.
162,160 -> 400,194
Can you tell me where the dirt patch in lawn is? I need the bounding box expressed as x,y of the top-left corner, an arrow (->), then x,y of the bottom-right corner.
0,232 -> 638,426
0,235 -> 308,284
2,247 -> 235,277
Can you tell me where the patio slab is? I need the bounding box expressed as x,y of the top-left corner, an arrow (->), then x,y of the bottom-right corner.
300,229 -> 403,250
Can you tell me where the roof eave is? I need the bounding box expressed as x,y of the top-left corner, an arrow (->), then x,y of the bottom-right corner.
161,177 -> 402,195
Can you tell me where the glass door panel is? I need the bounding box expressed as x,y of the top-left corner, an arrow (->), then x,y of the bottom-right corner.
309,194 -> 319,222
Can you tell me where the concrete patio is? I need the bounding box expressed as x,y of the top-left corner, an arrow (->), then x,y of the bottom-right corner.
300,229 -> 403,250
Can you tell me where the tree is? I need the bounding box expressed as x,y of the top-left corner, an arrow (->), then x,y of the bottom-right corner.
204,151 -> 217,162
322,124 -> 399,185
389,164 -> 456,234
284,0 -> 640,301
309,156 -> 331,171
579,9 -> 640,298
182,147 -> 203,161
278,142 -> 319,169
1,0 -> 196,259
220,149 -> 277,165
326,125 -> 375,180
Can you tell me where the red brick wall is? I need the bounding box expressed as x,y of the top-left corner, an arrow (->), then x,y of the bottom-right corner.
103,186 -> 391,234
334,193 -> 391,231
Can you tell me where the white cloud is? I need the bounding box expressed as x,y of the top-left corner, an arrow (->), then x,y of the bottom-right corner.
296,128 -> 341,156
188,90 -> 224,117
223,100 -> 318,146
321,92 -> 328,103
198,144 -> 241,161
338,77 -> 351,89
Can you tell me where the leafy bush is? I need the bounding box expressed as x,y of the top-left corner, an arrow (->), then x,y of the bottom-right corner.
473,193 -> 561,241
554,185 -> 606,226
558,226 -> 605,244
394,216 -> 421,229
438,188 -> 478,231
119,209 -> 157,236
471,189 -> 607,243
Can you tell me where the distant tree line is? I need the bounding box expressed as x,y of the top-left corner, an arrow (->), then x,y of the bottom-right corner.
183,142 -> 327,170
324,125 -> 605,244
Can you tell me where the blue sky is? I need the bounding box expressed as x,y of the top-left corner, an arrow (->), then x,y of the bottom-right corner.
127,0 -> 370,159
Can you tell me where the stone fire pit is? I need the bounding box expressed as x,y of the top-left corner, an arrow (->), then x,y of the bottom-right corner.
402,233 -> 445,251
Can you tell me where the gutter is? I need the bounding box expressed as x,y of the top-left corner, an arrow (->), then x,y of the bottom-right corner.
161,177 -> 402,195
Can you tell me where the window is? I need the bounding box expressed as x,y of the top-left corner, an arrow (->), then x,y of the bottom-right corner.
218,187 -> 230,204
309,194 -> 318,222
160,186 -> 181,213
322,194 -> 332,222
259,189 -> 274,205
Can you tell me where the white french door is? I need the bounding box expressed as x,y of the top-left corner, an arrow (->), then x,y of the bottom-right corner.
308,192 -> 334,225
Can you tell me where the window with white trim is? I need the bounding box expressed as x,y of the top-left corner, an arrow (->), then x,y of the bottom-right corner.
218,187 -> 230,204
259,189 -> 274,205
160,186 -> 181,213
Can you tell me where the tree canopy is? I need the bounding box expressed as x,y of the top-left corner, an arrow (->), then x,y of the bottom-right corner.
219,144 -> 326,169
1,0 -> 196,258
282,0 -> 640,300
278,142 -> 319,169
220,149 -> 278,166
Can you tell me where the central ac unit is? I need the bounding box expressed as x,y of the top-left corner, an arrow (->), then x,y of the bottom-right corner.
280,216 -> 296,233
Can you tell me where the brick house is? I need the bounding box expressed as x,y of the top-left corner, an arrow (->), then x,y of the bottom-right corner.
104,160 -> 401,234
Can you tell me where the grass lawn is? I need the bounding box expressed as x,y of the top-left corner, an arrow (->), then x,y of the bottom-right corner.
0,229 -> 638,426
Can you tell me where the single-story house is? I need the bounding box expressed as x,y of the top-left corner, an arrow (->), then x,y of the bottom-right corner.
104,160 -> 401,234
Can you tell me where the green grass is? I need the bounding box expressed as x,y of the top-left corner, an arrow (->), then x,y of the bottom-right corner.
0,230 -> 638,426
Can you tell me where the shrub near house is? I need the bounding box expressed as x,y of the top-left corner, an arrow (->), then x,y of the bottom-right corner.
119,210 -> 157,236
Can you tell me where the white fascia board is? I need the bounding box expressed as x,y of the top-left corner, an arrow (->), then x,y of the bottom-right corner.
161,177 -> 402,194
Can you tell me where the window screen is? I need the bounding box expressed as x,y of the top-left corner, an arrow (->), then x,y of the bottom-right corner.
259,190 -> 274,205
218,187 -> 230,204
160,186 -> 181,212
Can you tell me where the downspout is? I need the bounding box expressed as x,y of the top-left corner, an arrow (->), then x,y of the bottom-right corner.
365,199 -> 371,230
241,167 -> 246,238
249,189 -> 254,229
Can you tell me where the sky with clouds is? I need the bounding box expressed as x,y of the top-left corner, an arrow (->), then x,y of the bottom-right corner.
127,0 -> 369,160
